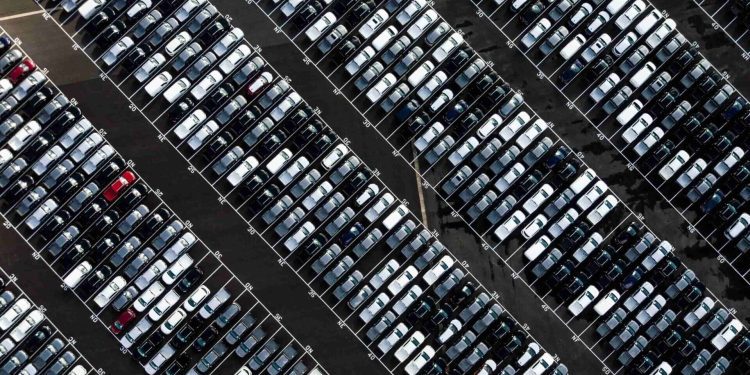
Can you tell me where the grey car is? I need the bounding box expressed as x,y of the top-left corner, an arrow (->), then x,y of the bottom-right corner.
216,95 -> 248,125
118,204 -> 150,234
213,303 -> 241,329
132,9 -> 163,39
249,339 -> 280,370
186,52 -> 218,81
225,313 -> 257,345
111,286 -> 138,311
232,56 -> 266,86
109,236 -> 142,267
268,345 -> 299,375
148,18 -> 179,48
152,220 -> 184,250
262,196 -> 293,225
596,307 -> 627,336
0,114 -> 23,143
324,256 -> 354,286
2,350 -> 27,373
46,350 -> 76,374
317,25 -> 347,54
0,49 -> 22,72
324,207 -> 355,236
197,342 -> 228,373
313,193 -> 345,221
37,95 -> 69,124
43,159 -> 75,189
290,170 -> 321,198
609,321 -> 639,350
354,62 -> 385,91
333,271 -> 362,301
235,326 -> 266,358
32,338 -> 64,370
212,146 -> 244,176
124,248 -> 156,278
0,291 -> 14,311
352,229 -> 383,258
17,186 -> 47,217
187,5 -> 217,34
0,158 -> 27,188
173,42 -> 203,71
258,81 -> 291,110
311,245 -> 342,274
47,225 -> 79,257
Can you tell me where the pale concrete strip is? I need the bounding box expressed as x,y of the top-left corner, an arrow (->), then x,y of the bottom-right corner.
0,10 -> 45,21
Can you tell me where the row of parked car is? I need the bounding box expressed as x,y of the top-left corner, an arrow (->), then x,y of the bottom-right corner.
0,274 -> 90,375
505,0 -> 750,255
0,24 -> 326,375
66,0 -> 579,372
260,0 -> 750,373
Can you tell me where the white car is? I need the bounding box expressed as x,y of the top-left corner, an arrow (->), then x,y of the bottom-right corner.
77,0 -> 107,19
163,77 -> 191,103
306,12 -> 337,41
93,276 -> 126,308
516,119 -> 547,148
187,120 -> 219,150
184,285 -> 211,312
396,0 -> 427,25
372,26 -> 398,51
190,70 -> 223,100
377,323 -> 408,354
387,266 -> 418,295
322,144 -> 349,169
476,114 -> 503,139
0,299 -> 31,331
366,73 -> 397,103
523,235 -> 551,261
8,121 -> 41,152
549,208 -> 579,237
676,158 -> 707,188
590,73 -> 620,103
521,18 -> 551,48
577,181 -> 608,210
102,37 -> 134,66
414,122 -> 445,152
134,282 -> 165,312
594,290 -> 621,316
725,213 -> 750,239
500,111 -> 531,141
524,353 -> 554,375
227,156 -> 259,186
162,254 -> 193,285
405,346 -> 435,375
135,54 -> 167,83
266,148 -> 293,174
145,72 -> 173,97
359,293 -> 389,323
359,9 -> 388,39
149,290 -> 180,321
494,210 -> 526,242
523,184 -> 554,214
615,0 -> 646,30
559,34 -> 586,60
271,92 -> 302,121
63,261 -> 92,288
711,319 -> 744,350
407,10 -> 438,39
586,195 -> 618,225
423,256 -> 454,284
714,147 -> 744,176
9,309 -> 43,342
621,113 -> 653,144
407,61 -> 435,87
284,222 -> 315,252
219,44 -> 252,74
370,260 -> 400,290
634,128 -> 664,156
522,214 -> 548,239
173,109 -> 207,139
160,308 -> 187,335
345,47 -> 376,76
568,285 -> 599,316
432,33 -> 464,62
164,31 -> 191,56
615,100 -> 644,126
395,331 -> 425,362
658,150 -> 690,180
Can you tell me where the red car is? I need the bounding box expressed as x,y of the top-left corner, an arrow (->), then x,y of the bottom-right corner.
103,170 -> 137,202
8,58 -> 36,84
110,309 -> 136,335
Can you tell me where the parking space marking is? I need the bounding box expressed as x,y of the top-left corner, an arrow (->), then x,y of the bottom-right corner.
469,3 -> 750,288
0,22 -> 332,374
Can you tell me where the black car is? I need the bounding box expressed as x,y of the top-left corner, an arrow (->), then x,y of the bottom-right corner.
202,132 -> 234,162
136,332 -> 165,364
176,267 -> 204,294
90,235 -> 120,263
22,325 -> 53,354
59,241 -> 91,271
38,211 -> 71,241
140,207 -> 171,236
248,184 -> 280,214
292,123 -> 320,148
240,171 -> 269,198
4,175 -> 34,204
204,82 -> 236,111
164,354 -> 190,375
122,45 -> 153,71
22,87 -> 54,115
168,98 -> 196,124
333,37 -> 361,63
87,8 -> 117,34
199,19 -> 230,45
99,20 -> 127,47
79,265 -> 112,296
193,326 -> 219,352
293,4 -> 324,28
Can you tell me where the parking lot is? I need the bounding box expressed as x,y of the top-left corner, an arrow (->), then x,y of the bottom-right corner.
0,0 -> 748,374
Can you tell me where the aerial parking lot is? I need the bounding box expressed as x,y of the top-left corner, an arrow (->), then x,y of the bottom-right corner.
0,0 -> 748,374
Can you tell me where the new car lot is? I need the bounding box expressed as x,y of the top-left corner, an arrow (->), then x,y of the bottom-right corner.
44,0 -> 573,373
0,28 -> 328,375
473,0 -> 750,286
253,0 -> 750,373
0,268 -> 92,375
